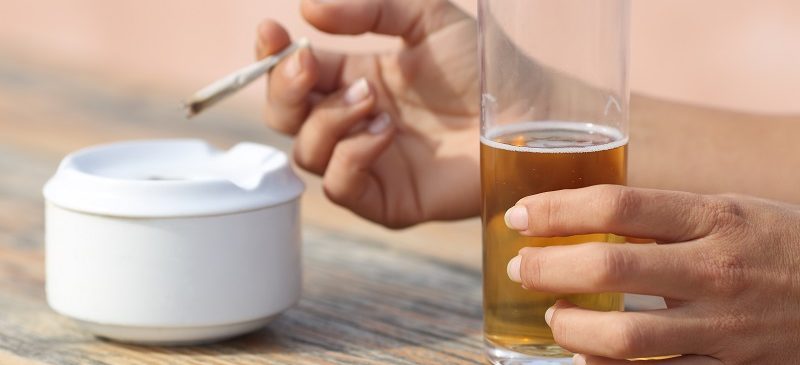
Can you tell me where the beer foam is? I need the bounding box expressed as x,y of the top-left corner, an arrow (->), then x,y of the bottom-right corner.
481,121 -> 628,154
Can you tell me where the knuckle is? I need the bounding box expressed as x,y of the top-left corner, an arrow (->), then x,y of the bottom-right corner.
708,197 -> 748,233
522,194 -> 561,235
598,185 -> 639,228
292,145 -> 323,175
697,249 -> 749,297
307,101 -> 360,136
709,309 -> 749,338
514,196 -> 538,216
321,145 -> 365,199
262,110 -> 300,135
606,318 -> 646,359
541,195 -> 559,233
588,245 -> 632,288
272,122 -> 300,136
321,179 -> 343,205
550,312 -> 574,349
331,143 -> 358,171
321,152 -> 381,222
308,102 -> 337,122
519,249 -> 545,289
321,173 -> 355,208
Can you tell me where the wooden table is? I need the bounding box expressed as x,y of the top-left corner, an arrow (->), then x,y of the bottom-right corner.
0,55 -> 659,365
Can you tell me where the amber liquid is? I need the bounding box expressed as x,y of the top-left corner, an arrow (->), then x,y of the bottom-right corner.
481,121 -> 627,358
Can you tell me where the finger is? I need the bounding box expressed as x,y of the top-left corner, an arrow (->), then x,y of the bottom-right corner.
255,20 -> 317,135
255,19 -> 291,59
507,243 -> 702,299
322,113 -> 396,224
508,237 -> 751,302
546,301 -> 710,360
294,78 -> 376,175
504,185 -> 723,243
256,19 -> 346,94
575,354 -> 722,365
300,0 -> 469,45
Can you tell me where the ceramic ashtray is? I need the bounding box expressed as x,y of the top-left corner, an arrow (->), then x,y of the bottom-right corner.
43,139 -> 304,345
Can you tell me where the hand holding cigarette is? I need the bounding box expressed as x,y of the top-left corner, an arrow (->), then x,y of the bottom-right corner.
184,38 -> 310,118
250,2 -> 481,228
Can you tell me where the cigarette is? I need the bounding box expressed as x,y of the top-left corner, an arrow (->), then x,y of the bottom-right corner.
184,37 -> 310,118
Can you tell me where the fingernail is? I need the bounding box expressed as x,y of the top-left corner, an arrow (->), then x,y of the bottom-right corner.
506,255 -> 521,283
368,113 -> 392,135
504,206 -> 529,230
344,78 -> 370,105
284,50 -> 303,78
545,305 -> 555,326
572,354 -> 586,365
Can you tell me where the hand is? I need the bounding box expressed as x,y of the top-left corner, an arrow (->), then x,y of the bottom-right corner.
255,0 -> 480,228
504,185 -> 800,364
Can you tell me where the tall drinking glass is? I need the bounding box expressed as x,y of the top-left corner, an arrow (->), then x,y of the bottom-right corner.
479,1 -> 630,363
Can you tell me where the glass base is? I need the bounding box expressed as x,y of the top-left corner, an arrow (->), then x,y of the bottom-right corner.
486,339 -> 573,365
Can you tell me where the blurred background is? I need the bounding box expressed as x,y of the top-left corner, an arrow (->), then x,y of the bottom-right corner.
3,0 -> 799,112
2,0 -> 799,269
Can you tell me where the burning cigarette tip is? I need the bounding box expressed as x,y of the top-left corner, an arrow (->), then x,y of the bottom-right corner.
183,102 -> 201,118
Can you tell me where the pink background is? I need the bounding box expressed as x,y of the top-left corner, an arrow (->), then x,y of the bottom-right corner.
1,0 -> 799,114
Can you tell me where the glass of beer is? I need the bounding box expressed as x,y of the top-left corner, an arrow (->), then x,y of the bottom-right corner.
479,0 -> 630,363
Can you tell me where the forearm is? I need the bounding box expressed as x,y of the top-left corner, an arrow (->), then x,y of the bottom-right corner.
629,94 -> 800,203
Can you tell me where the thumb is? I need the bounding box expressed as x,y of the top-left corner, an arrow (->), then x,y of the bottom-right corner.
300,0 -> 469,45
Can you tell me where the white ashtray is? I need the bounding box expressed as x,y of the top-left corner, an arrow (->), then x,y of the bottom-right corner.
43,139 -> 304,345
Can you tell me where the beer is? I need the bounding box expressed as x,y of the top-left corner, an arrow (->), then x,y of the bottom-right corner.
481,121 -> 627,358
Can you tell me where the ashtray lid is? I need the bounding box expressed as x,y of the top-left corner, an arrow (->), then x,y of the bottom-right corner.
43,139 -> 304,218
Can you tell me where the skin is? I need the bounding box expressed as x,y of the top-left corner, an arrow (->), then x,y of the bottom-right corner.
256,0 -> 481,228
505,186 -> 800,364
255,0 -> 800,363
